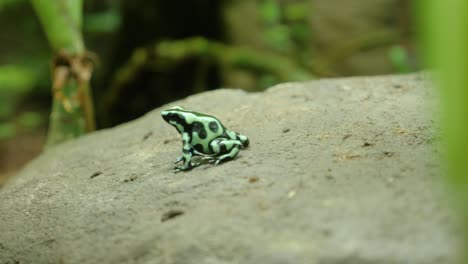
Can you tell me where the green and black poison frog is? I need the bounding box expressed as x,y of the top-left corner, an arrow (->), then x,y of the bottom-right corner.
161,106 -> 249,173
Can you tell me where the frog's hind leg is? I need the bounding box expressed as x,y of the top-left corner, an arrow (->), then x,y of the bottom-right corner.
235,132 -> 249,147
193,149 -> 215,157
207,138 -> 242,165
213,145 -> 240,165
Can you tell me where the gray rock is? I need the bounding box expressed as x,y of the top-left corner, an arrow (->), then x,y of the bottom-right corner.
0,73 -> 458,264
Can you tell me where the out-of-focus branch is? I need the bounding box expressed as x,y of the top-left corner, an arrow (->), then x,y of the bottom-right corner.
31,0 -> 96,146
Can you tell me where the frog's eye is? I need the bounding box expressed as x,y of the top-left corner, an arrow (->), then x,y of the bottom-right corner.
168,112 -> 183,120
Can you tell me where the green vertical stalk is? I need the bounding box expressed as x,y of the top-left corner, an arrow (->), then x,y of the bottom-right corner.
31,0 -> 95,146
419,0 -> 468,262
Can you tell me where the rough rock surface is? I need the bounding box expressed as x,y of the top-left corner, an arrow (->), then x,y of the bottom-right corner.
0,73 -> 458,264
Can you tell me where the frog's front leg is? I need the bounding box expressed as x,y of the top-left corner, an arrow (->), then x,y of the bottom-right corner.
214,145 -> 240,165
174,156 -> 184,164
174,133 -> 198,173
208,138 -> 243,165
173,149 -> 194,173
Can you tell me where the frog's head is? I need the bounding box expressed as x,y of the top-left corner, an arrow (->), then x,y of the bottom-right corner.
161,106 -> 187,132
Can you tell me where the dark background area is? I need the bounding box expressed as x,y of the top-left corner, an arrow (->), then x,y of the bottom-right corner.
0,0 -> 417,184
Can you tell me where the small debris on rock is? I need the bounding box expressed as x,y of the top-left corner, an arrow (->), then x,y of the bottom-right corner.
321,228 -> 333,237
282,128 -> 290,133
123,175 -> 138,183
161,210 -> 185,222
340,134 -> 352,145
287,190 -> 296,199
342,134 -> 352,142
362,142 -> 375,147
90,171 -> 102,179
383,151 -> 395,157
372,130 -> 386,140
248,176 -> 259,183
142,131 -> 153,141
341,85 -> 352,91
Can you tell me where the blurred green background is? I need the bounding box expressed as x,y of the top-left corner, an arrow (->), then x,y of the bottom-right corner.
1,0 -> 468,262
0,0 -> 417,181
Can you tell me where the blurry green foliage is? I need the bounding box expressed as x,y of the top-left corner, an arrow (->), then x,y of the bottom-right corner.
0,65 -> 37,93
0,104 -> 13,119
106,37 -> 312,111
258,0 -> 311,65
0,64 -> 44,128
18,111 -> 43,128
290,23 -> 309,41
0,65 -> 41,133
260,0 -> 281,24
0,0 -> 52,134
284,3 -> 308,21
84,8 -> 121,33
258,74 -> 278,89
0,0 -> 25,10
263,25 -> 293,52
388,45 -> 412,73
0,112 -> 44,140
0,0 -> 416,143
418,0 -> 468,261
0,122 -> 15,140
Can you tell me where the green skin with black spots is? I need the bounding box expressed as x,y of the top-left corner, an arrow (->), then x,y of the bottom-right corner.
161,106 -> 249,173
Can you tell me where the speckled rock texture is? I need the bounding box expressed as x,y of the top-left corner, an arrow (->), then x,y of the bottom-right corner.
0,73 -> 458,264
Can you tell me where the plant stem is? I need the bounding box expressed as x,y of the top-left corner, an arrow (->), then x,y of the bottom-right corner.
31,0 -> 84,53
31,0 -> 95,146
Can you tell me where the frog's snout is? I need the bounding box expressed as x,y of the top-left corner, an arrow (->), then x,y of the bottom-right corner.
161,111 -> 171,122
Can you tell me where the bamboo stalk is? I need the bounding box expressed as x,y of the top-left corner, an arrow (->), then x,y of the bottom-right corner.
31,0 -> 84,53
31,0 -> 95,146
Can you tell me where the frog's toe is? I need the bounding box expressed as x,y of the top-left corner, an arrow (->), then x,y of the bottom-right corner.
201,157 -> 217,164
173,165 -> 190,173
201,156 -> 215,162
174,157 -> 184,164
190,161 -> 201,167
